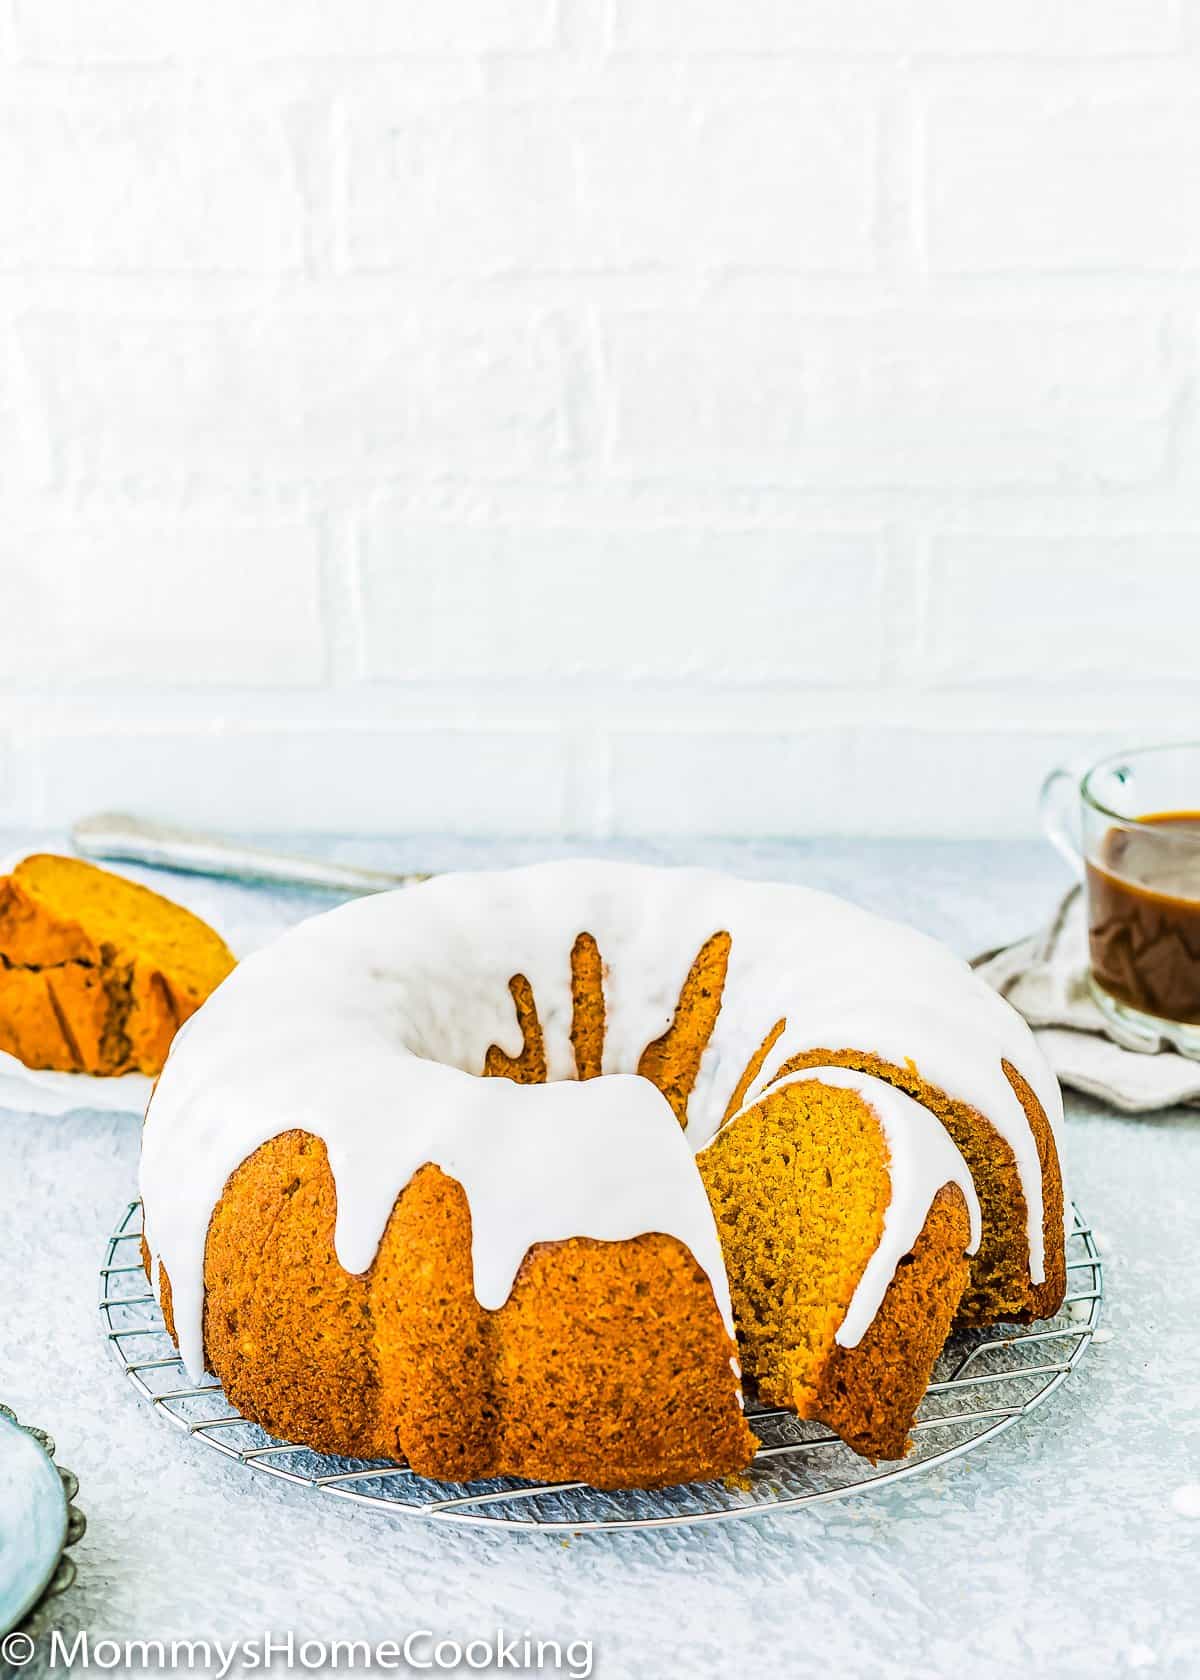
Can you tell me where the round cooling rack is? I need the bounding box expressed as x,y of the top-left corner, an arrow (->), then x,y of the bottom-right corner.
101,1201 -> 1102,1533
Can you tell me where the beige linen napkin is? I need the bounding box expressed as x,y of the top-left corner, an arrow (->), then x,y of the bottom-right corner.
972,885 -> 1200,1112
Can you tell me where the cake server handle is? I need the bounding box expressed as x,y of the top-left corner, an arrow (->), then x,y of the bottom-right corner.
70,812 -> 429,896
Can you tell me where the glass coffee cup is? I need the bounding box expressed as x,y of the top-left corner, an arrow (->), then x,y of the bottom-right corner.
1041,742 -> 1200,1058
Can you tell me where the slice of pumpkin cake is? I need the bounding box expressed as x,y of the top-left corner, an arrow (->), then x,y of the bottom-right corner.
699,1066 -> 981,1462
0,853 -> 235,1076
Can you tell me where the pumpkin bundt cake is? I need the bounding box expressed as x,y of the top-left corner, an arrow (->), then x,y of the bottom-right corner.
139,861 -> 1066,1489
0,854 -> 235,1075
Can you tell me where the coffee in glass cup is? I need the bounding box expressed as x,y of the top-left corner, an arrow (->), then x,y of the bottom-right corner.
1042,743 -> 1200,1057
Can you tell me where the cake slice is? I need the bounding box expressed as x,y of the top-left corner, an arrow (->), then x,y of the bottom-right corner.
0,853 -> 235,1076
699,1067 -> 980,1462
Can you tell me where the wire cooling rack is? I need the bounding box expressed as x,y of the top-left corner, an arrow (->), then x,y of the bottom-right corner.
100,1200 -> 1102,1533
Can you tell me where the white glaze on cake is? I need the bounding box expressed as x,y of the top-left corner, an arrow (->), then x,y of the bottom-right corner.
725,1066 -> 983,1349
144,1061 -> 736,1380
139,860 -> 1062,1383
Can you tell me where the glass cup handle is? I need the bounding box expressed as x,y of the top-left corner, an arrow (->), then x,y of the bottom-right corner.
1039,766 -> 1085,881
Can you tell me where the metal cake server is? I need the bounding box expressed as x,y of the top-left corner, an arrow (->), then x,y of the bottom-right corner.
71,812 -> 430,897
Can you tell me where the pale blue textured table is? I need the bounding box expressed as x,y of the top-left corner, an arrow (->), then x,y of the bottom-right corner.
1,834 -> 1196,1680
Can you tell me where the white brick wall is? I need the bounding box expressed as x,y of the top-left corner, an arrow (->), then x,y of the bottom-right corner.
1,3 -> 1198,840
0,89 -> 305,272
343,94 -> 878,274
0,517 -> 326,686
358,521 -> 885,681
601,310 -> 1172,486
